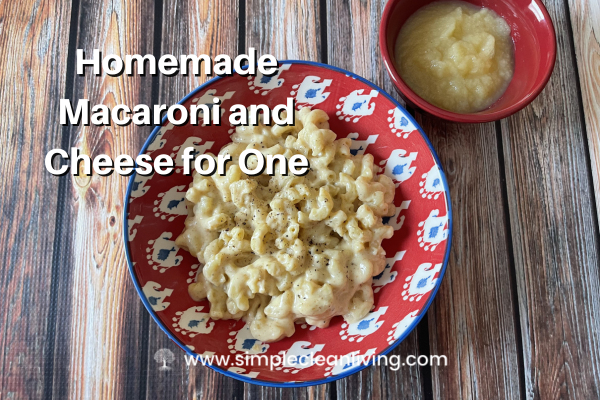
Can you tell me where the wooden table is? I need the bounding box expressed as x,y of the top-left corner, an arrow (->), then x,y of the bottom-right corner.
1,0 -> 599,398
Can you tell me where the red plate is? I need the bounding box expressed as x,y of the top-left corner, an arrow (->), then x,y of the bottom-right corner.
124,61 -> 452,386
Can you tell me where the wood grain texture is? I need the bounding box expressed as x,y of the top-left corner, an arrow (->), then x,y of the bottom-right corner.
333,330 -> 425,400
327,0 -> 522,398
566,0 -> 600,228
246,0 -> 322,62
50,0 -> 155,398
417,119 -> 522,400
501,0 -> 600,398
326,0 -> 396,97
0,0 -> 71,399
242,385 -> 331,400
145,1 -> 244,398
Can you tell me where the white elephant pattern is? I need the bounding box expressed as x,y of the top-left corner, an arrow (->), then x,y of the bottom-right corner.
291,75 -> 333,108
146,231 -> 183,272
335,89 -> 379,122
142,281 -> 173,311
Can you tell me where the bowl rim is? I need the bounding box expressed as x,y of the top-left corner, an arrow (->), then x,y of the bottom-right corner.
123,60 -> 453,387
379,0 -> 557,123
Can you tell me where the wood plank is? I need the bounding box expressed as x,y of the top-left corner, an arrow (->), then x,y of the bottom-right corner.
566,0 -> 600,228
501,0 -> 600,398
326,0 -> 522,398
144,1 -> 245,398
418,119 -> 522,400
241,385 -> 331,400
326,0 -> 397,97
0,1 -> 72,399
244,0 -> 330,397
246,0 -> 322,62
333,330 -> 424,400
49,0 -> 156,398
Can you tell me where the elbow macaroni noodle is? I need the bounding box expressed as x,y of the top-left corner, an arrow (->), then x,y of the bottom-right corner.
175,107 -> 396,342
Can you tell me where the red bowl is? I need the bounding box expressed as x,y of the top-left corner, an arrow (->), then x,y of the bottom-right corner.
380,0 -> 557,123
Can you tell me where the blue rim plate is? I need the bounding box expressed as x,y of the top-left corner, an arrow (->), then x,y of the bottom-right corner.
123,60 -> 452,387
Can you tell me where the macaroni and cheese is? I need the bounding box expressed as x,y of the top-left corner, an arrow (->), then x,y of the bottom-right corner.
175,108 -> 396,342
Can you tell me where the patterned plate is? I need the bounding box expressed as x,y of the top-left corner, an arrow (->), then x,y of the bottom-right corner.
124,61 -> 452,387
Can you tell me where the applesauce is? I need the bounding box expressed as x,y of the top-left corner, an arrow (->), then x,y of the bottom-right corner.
394,1 -> 514,113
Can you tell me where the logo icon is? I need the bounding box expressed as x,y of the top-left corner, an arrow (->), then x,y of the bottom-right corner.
154,348 -> 175,371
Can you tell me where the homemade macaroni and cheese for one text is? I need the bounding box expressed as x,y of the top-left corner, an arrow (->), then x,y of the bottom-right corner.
175,107 -> 396,342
